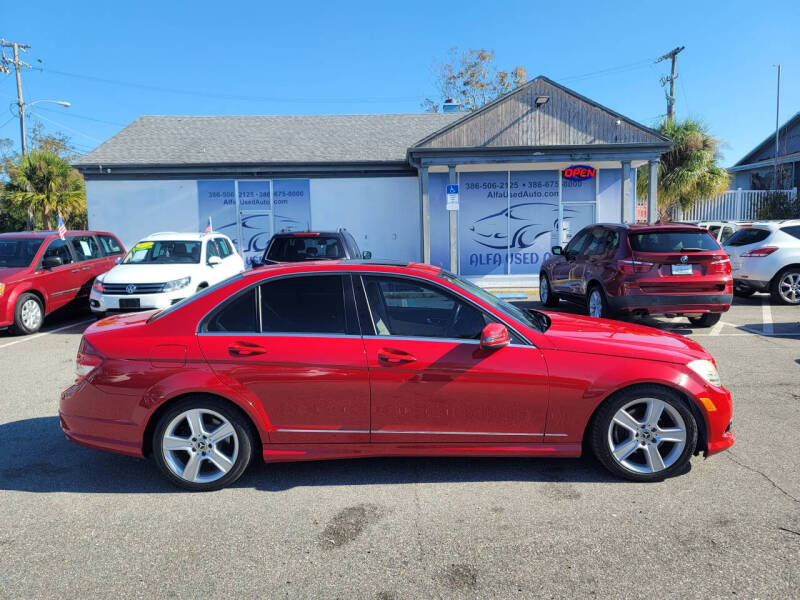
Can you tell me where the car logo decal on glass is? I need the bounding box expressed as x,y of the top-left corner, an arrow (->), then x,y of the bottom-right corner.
125,284 -> 136,294
680,255 -> 688,264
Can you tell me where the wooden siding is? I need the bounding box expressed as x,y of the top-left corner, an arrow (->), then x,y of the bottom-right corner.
416,78 -> 667,149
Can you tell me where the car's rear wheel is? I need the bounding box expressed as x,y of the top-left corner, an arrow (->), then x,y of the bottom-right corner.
688,313 -> 722,327
770,267 -> 800,305
586,285 -> 609,319
152,396 -> 254,491
539,273 -> 559,307
590,385 -> 698,482
10,292 -> 44,335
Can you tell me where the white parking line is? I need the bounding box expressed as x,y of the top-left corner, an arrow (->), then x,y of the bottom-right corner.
709,319 -> 725,336
761,299 -> 774,335
0,319 -> 94,350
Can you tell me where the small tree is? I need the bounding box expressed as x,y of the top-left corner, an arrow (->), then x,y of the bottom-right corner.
2,150 -> 86,230
758,191 -> 800,220
423,47 -> 527,112
637,118 -> 730,220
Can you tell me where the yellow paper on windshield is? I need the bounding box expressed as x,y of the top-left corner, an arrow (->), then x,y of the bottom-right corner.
132,242 -> 153,251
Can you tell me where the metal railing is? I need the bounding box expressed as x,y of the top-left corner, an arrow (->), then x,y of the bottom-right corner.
677,188 -> 798,221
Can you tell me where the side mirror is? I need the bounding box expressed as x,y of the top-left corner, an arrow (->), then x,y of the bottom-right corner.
362,250 -> 372,260
480,323 -> 510,351
208,256 -> 222,266
42,256 -> 62,269
551,246 -> 563,255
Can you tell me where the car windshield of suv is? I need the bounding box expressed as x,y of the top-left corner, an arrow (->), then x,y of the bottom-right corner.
629,230 -> 719,252
724,228 -> 771,246
0,238 -> 44,268
122,240 -> 201,264
440,271 -> 548,333
265,236 -> 345,262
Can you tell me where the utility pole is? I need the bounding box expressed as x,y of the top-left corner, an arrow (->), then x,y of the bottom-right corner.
773,64 -> 781,189
1,39 -> 33,154
656,46 -> 685,121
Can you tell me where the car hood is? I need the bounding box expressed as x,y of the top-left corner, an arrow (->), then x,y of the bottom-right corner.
541,312 -> 710,363
100,264 -> 201,284
0,267 -> 30,282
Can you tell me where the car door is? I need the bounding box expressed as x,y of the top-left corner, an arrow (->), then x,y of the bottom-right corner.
36,238 -> 83,310
578,227 -> 614,296
67,234 -> 105,300
357,274 -> 549,444
551,229 -> 590,296
197,273 -> 371,444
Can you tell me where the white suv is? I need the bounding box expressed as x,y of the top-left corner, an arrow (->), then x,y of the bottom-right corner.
723,220 -> 800,305
90,232 -> 244,315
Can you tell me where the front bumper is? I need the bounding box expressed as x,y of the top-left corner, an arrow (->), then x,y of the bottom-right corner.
609,293 -> 733,315
695,384 -> 735,457
90,287 -> 189,313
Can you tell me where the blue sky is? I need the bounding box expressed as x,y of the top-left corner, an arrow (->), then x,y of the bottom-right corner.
2,0 -> 797,166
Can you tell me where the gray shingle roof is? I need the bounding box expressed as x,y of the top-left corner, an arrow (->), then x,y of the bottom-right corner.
74,114 -> 461,167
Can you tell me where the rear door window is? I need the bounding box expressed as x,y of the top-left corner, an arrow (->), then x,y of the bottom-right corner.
259,275 -> 348,334
98,235 -> 124,256
206,288 -> 258,333
629,230 -> 720,252
583,229 -> 611,256
724,228 -> 771,247
68,235 -> 102,261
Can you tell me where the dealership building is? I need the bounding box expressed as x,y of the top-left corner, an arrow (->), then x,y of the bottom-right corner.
75,76 -> 671,288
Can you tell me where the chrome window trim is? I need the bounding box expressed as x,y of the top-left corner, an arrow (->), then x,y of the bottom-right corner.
361,334 -> 533,348
197,331 -> 362,339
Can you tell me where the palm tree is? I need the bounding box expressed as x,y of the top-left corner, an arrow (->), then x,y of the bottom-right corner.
637,119 -> 730,221
1,150 -> 86,230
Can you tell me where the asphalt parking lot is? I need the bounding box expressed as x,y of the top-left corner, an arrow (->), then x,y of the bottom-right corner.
0,297 -> 798,599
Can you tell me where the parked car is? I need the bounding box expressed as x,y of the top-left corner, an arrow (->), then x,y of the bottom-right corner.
61,260 -> 733,491
251,229 -> 371,268
0,230 -> 124,334
539,224 -> 732,327
90,232 -> 244,316
695,221 -> 748,244
723,220 -> 800,304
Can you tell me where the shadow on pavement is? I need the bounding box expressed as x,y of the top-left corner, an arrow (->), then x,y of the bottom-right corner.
0,416 -> 645,494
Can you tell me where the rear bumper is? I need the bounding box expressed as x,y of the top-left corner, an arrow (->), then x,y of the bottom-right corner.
609,293 -> 733,314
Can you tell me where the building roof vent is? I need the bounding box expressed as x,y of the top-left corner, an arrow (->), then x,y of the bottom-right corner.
442,98 -> 461,113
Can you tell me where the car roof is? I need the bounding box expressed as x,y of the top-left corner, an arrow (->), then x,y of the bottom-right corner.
244,259 -> 441,277
141,231 -> 224,242
739,219 -> 800,230
594,223 -> 705,232
271,231 -> 346,238
0,230 -> 115,239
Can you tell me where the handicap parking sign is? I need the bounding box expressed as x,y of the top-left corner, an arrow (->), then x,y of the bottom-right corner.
446,184 -> 459,210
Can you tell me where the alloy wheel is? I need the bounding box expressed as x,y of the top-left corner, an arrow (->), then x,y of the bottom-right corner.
161,408 -> 239,484
21,299 -> 42,331
606,398 -> 687,474
540,278 -> 549,303
588,290 -> 603,318
778,271 -> 800,304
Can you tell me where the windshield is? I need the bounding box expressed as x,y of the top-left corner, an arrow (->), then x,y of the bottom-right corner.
122,240 -> 201,264
440,271 -> 548,332
265,236 -> 345,262
0,238 -> 44,268
629,230 -> 720,252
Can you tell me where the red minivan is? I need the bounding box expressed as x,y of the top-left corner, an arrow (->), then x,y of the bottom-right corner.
0,230 -> 125,334
540,224 -> 732,327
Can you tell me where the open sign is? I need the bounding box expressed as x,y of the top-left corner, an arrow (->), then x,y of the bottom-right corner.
563,165 -> 596,180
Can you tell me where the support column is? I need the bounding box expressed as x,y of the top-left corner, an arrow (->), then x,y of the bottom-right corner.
620,160 -> 632,223
448,165 -> 458,273
648,159 -> 659,223
420,166 -> 430,263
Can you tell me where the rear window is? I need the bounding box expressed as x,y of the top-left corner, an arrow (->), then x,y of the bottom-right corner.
629,230 -> 720,252
724,228 -> 771,247
265,236 -> 345,262
779,225 -> 800,240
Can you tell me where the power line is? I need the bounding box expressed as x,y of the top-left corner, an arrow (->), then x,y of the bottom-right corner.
27,109 -> 103,143
32,104 -> 125,126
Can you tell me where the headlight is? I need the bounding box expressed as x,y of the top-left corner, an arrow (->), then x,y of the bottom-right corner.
162,276 -> 191,292
92,276 -> 104,293
687,359 -> 722,387
0,282 -> 5,297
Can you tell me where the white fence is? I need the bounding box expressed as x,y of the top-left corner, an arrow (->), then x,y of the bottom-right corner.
678,188 -> 798,221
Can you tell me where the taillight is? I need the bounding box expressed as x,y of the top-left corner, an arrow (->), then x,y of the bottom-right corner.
742,246 -> 778,258
709,255 -> 731,274
618,259 -> 654,274
76,337 -> 103,380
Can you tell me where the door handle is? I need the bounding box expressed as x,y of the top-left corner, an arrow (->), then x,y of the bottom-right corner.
377,348 -> 416,365
71,268 -> 81,273
228,341 -> 267,357
82,266 -> 90,271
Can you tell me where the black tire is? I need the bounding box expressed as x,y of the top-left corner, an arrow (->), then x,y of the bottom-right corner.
590,385 -> 698,482
9,292 -> 44,335
733,287 -> 756,298
539,273 -> 559,307
769,267 -> 800,305
586,284 -> 610,319
152,396 -> 254,492
688,312 -> 722,328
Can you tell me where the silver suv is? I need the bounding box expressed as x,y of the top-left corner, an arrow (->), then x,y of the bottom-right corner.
723,220 -> 800,304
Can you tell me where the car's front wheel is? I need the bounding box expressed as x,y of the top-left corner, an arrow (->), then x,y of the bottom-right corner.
10,292 -> 44,335
152,396 -> 254,491
590,385 -> 698,482
539,273 -> 559,307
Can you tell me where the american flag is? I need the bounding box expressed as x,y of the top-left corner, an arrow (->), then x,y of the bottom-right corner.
203,216 -> 212,234
57,214 -> 67,240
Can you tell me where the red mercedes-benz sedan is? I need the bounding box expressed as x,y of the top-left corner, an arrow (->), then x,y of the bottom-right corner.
60,260 -> 734,491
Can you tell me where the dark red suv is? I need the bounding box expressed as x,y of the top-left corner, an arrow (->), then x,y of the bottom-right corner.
539,224 -> 732,326
0,230 -> 125,334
